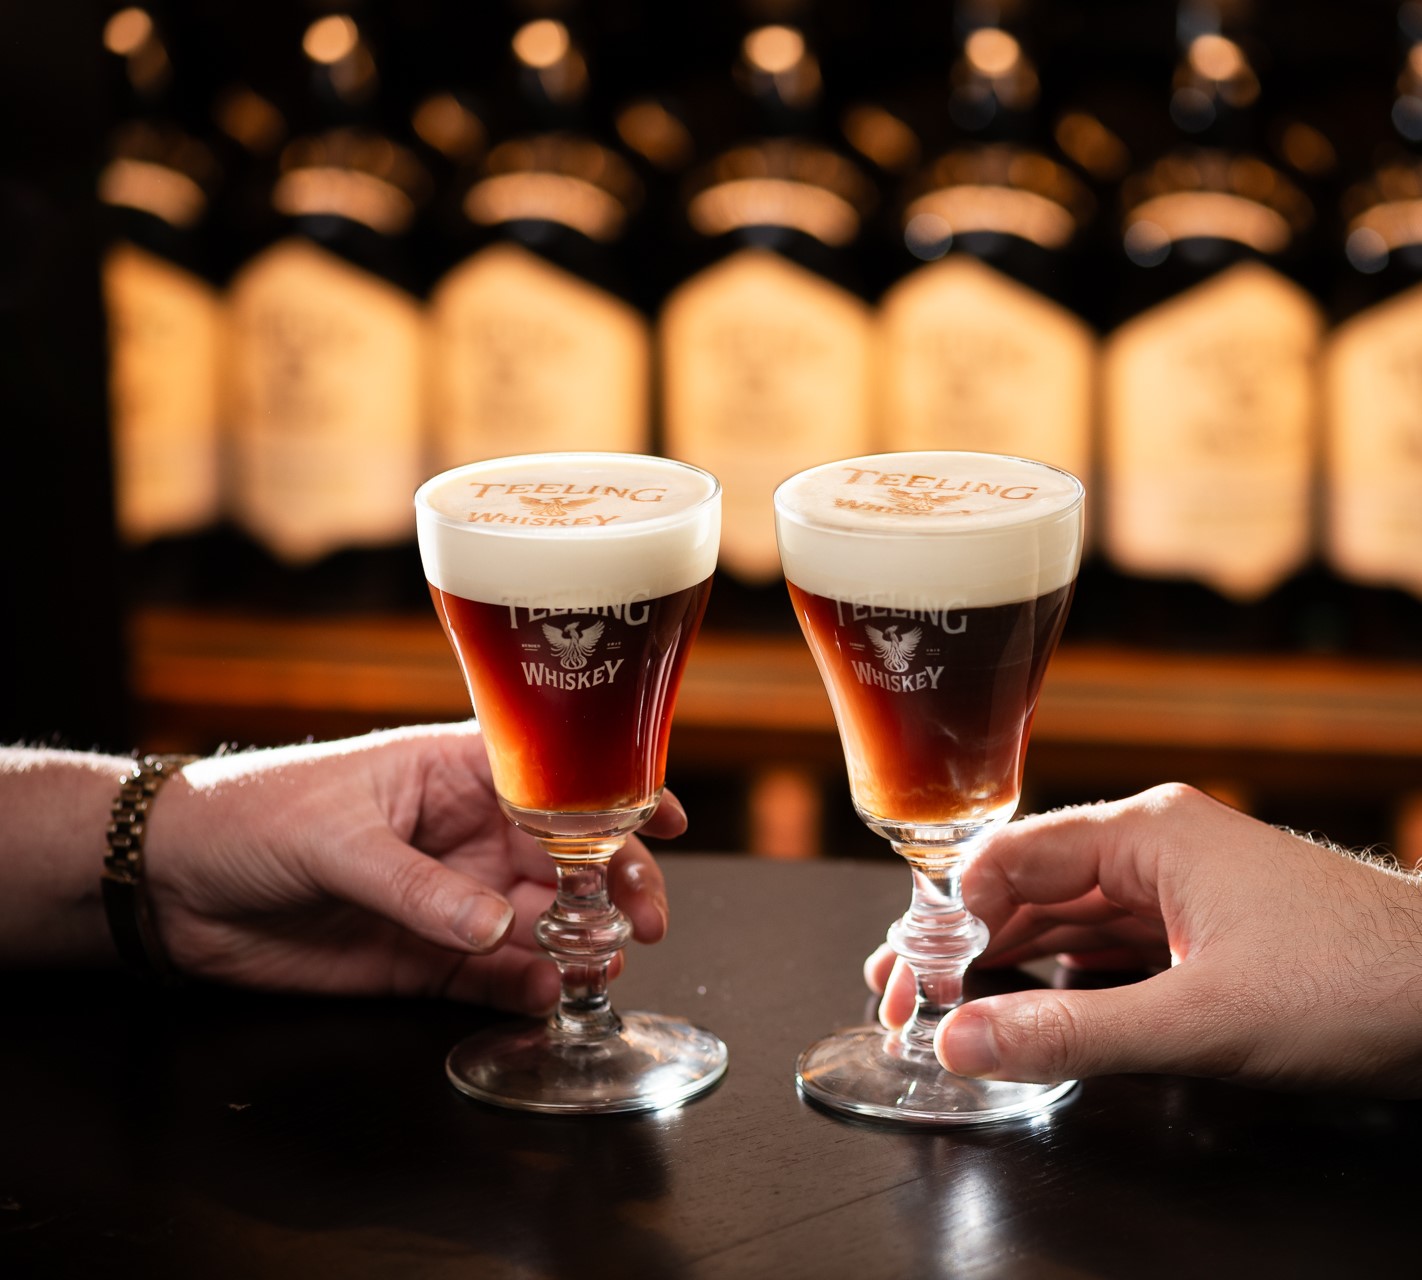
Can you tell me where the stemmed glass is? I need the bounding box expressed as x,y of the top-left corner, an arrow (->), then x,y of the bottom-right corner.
414,451 -> 727,1113
774,450 -> 1084,1125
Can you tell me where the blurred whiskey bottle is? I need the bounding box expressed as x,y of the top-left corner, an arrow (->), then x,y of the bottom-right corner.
875,0 -> 1098,496
422,5 -> 652,470
98,4 -> 225,604
1323,2 -> 1422,656
1098,0 -> 1324,649
658,3 -> 878,627
222,4 -> 430,611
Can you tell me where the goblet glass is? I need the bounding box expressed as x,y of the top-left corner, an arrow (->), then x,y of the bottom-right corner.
415,451 -> 727,1113
774,450 -> 1084,1125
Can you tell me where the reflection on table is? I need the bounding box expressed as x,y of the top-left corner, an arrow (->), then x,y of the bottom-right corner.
3,854 -> 1418,1278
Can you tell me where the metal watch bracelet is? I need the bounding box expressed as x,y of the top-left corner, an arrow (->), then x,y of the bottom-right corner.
102,753 -> 200,984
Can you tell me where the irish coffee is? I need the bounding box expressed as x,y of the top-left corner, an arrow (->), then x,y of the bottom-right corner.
786,582 -> 1073,829
776,451 -> 1084,844
416,452 -> 720,838
429,580 -> 711,815
415,452 -> 727,1116
776,450 -> 1084,1126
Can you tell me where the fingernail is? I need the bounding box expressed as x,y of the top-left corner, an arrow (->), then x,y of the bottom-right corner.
651,892 -> 670,938
939,1010 -> 999,1077
451,895 -> 514,953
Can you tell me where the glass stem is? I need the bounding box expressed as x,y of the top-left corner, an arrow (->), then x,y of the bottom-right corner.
886,851 -> 989,1057
533,844 -> 632,1042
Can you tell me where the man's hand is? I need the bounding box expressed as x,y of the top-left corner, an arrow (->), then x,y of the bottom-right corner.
144,723 -> 681,1013
868,785 -> 1422,1097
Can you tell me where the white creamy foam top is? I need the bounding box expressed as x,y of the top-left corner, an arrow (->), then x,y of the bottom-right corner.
775,451 -> 1084,608
416,453 -> 721,606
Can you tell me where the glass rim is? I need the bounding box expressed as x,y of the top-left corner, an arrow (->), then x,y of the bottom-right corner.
773,449 -> 1085,538
414,451 -> 722,541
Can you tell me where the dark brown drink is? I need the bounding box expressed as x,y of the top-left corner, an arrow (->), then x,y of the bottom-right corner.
777,451 -> 1084,1127
775,450 -> 1084,844
786,581 -> 1073,826
416,455 -> 727,1115
415,451 -> 721,841
430,579 -> 712,814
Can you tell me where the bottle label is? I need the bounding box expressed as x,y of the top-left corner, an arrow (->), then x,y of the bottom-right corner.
879,256 -> 1094,483
660,249 -> 874,582
1102,261 -> 1322,600
428,243 -> 650,469
1325,281 -> 1422,597
225,239 -> 425,564
103,243 -> 223,544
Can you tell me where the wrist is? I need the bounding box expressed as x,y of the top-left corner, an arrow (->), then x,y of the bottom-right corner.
103,754 -> 200,983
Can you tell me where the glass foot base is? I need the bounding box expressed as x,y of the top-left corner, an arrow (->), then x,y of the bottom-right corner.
796,1025 -> 1076,1126
447,1011 -> 728,1115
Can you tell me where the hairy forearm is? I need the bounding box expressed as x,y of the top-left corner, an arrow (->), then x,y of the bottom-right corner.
0,747 -> 137,966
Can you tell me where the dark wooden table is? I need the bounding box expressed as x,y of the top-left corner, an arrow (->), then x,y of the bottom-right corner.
4,855 -> 1418,1279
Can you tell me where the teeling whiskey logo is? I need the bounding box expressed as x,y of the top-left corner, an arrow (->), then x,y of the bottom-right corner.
518,615 -> 626,689
884,489 -> 965,516
831,466 -> 1039,518
543,620 -> 604,669
866,624 -> 920,673
464,481 -> 668,528
520,495 -> 597,518
849,621 -> 945,692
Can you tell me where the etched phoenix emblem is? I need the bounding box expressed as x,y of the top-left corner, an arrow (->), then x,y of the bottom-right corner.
865,624 -> 922,674
543,620 -> 605,669
887,489 -> 964,515
519,495 -> 599,518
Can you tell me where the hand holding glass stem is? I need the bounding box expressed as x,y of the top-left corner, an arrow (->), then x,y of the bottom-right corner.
415,452 -> 726,1114
776,450 -> 1084,1125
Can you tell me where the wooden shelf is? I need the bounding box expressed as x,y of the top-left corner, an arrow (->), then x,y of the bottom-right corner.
128,606 -> 1422,760
128,607 -> 1422,859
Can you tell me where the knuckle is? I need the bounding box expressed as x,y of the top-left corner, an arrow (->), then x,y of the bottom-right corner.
1000,993 -> 1085,1077
1142,781 -> 1204,812
1030,993 -> 1082,1050
386,854 -> 441,919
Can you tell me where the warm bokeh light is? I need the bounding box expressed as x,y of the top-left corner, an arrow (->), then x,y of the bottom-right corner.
465,172 -> 626,242
617,100 -> 695,170
688,178 -> 859,246
965,28 -> 1021,78
103,7 -> 153,56
273,167 -> 414,235
303,15 -> 359,65
513,19 -> 570,69
413,93 -> 485,161
841,105 -> 920,173
215,86 -> 286,155
1349,198 -> 1422,254
1126,192 -> 1291,255
905,185 -> 1076,250
99,158 -> 206,227
1278,121 -> 1336,177
1054,111 -> 1129,181
1189,34 -> 1247,82
743,25 -> 805,75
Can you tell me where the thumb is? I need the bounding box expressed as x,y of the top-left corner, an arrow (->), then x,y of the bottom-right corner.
312,828 -> 515,954
936,965 -> 1223,1083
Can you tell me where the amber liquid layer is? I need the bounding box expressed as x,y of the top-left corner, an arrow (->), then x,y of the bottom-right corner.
787,581 -> 1073,826
430,578 -> 712,813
